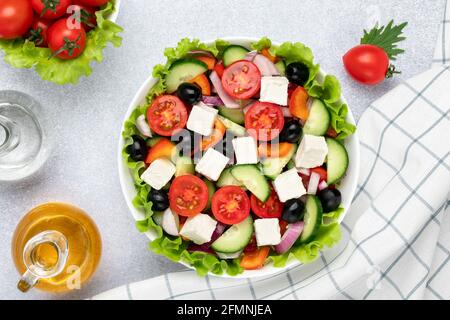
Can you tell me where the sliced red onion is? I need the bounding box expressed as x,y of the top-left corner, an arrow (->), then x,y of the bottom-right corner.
209,71 -> 240,108
187,244 -> 216,255
318,180 -> 328,191
297,168 -> 311,176
253,54 -> 280,76
189,50 -> 214,57
274,221 -> 304,254
307,172 -> 321,195
244,51 -> 258,61
210,222 -> 227,243
162,208 -> 180,236
136,115 -> 152,137
281,107 -> 292,118
202,95 -> 223,106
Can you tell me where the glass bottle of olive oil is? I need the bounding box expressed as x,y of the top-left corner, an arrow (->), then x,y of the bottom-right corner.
12,202 -> 102,293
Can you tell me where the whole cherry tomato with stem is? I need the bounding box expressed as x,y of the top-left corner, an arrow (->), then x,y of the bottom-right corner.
48,18 -> 86,60
343,20 -> 407,85
67,1 -> 97,31
31,0 -> 73,20
0,0 -> 33,39
27,16 -> 53,47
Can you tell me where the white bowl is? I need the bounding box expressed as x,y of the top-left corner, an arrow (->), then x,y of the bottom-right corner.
108,0 -> 120,23
118,37 -> 360,278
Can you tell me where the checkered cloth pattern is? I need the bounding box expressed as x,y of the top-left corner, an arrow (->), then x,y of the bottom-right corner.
94,3 -> 450,300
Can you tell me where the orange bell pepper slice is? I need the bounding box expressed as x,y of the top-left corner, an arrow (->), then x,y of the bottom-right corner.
194,55 -> 216,70
261,48 -> 278,63
258,142 -> 294,158
200,119 -> 226,151
189,74 -> 211,96
240,246 -> 270,270
289,86 -> 309,121
145,138 -> 176,164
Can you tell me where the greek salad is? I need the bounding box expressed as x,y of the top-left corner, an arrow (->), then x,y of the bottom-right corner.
123,37 -> 356,276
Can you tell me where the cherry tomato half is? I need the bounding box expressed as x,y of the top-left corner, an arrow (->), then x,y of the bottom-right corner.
343,44 -> 389,85
31,0 -> 72,20
244,102 -> 284,141
211,186 -> 250,225
0,0 -> 33,39
48,19 -> 86,60
222,60 -> 261,100
169,175 -> 209,217
250,188 -> 283,219
240,247 -> 270,270
147,95 -> 188,137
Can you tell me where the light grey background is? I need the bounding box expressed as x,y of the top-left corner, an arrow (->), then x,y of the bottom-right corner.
0,0 -> 445,300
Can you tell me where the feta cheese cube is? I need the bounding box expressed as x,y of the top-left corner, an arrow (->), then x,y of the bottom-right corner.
195,148 -> 230,181
141,158 -> 176,190
259,76 -> 289,106
186,102 -> 218,136
254,218 -> 281,246
180,214 -> 217,245
295,134 -> 328,168
232,136 -> 258,165
273,168 -> 306,202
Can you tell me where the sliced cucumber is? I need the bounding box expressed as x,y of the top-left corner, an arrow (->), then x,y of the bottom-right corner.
203,178 -> 216,210
222,45 -> 250,66
175,156 -> 194,177
299,195 -> 323,243
260,145 -> 297,180
217,167 -> 244,187
147,136 -> 162,148
211,216 -> 253,253
326,138 -> 349,184
303,99 -> 330,136
231,165 -> 270,202
165,59 -> 208,93
217,115 -> 246,137
275,60 -> 286,76
286,159 -> 295,170
218,106 -> 245,125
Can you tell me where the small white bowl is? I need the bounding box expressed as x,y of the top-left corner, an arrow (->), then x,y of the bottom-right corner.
108,0 -> 121,23
118,37 -> 360,278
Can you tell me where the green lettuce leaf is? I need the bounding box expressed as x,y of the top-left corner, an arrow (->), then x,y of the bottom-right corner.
0,1 -> 123,85
308,75 -> 342,104
251,36 -> 277,56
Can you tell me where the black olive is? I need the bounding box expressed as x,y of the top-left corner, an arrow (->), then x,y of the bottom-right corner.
282,198 -> 306,223
279,119 -> 302,143
318,188 -> 342,212
286,62 -> 310,86
177,83 -> 202,105
148,189 -> 169,212
127,135 -> 148,162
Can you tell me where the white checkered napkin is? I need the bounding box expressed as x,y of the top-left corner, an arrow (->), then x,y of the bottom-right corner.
433,0 -> 450,67
93,7 -> 450,300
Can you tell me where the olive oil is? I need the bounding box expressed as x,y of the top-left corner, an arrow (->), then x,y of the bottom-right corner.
12,202 -> 102,293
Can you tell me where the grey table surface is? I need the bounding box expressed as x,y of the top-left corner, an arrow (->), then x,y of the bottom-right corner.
0,0 -> 445,300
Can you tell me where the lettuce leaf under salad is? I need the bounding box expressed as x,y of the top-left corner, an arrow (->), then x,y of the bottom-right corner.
123,37 -> 354,276
0,1 -> 123,85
